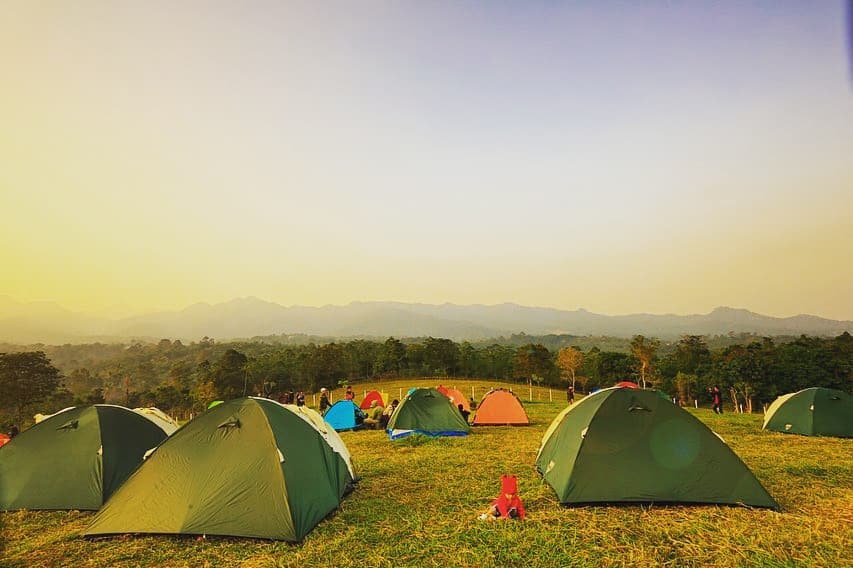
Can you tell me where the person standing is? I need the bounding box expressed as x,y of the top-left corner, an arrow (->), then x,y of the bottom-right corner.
344,385 -> 355,401
296,391 -> 306,407
567,385 -> 575,404
319,388 -> 330,414
712,386 -> 723,414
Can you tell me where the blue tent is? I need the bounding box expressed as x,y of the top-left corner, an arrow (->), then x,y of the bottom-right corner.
324,400 -> 366,431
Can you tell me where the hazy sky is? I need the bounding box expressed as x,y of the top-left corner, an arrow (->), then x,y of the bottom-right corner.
1,1 -> 852,319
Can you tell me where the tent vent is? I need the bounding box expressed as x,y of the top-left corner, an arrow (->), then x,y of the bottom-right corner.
97,445 -> 103,456
546,460 -> 555,474
810,404 -> 814,411
143,447 -> 156,460
580,427 -> 588,439
277,449 -> 285,463
785,424 -> 792,431
628,405 -> 651,412
218,418 -> 241,429
57,420 -> 79,431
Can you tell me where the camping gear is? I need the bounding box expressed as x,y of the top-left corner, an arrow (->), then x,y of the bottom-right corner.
0,405 -> 168,511
324,400 -> 366,431
387,387 -> 471,440
615,381 -> 640,389
763,387 -> 852,438
360,390 -> 387,410
0,434 -> 9,448
443,387 -> 471,412
133,407 -> 180,435
84,397 -> 354,542
536,387 -> 779,509
472,389 -> 529,426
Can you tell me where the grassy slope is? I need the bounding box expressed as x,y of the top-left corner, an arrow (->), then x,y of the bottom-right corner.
1,379 -> 851,567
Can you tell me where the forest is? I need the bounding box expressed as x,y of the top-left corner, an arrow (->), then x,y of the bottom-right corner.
1,332 -> 850,428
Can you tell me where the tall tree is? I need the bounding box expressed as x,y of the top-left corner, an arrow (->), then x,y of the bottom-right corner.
0,351 -> 63,423
213,349 -> 249,399
556,346 -> 584,390
630,335 -> 660,388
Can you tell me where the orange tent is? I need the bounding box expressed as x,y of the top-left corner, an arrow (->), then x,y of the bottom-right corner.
444,387 -> 470,412
360,390 -> 386,410
436,385 -> 449,396
472,389 -> 529,426
0,433 -> 10,448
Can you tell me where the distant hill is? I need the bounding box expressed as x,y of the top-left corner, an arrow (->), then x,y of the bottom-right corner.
0,296 -> 850,344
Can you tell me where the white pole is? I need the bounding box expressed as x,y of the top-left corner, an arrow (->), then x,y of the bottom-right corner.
694,399 -> 698,408
312,394 -> 316,406
529,387 -> 532,401
549,389 -> 552,402
399,387 -> 402,399
471,386 -> 475,401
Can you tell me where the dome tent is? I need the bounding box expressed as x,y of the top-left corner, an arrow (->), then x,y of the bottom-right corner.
472,389 -> 529,426
360,390 -> 387,410
85,397 -> 354,542
0,405 -> 168,511
282,403 -> 355,478
133,407 -> 180,435
387,387 -> 470,440
444,387 -> 471,412
763,387 -> 852,438
324,400 -> 366,431
536,388 -> 778,509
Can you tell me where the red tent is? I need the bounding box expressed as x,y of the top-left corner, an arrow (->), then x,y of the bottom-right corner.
615,381 -> 640,389
360,390 -> 386,410
436,385 -> 449,396
0,434 -> 10,448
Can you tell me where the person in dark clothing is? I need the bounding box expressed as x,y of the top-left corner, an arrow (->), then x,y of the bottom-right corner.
319,388 -> 331,414
567,386 -> 575,404
8,425 -> 19,438
296,391 -> 306,407
711,386 -> 723,414
458,403 -> 471,423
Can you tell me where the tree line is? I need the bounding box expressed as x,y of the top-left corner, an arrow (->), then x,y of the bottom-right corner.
1,332 -> 849,427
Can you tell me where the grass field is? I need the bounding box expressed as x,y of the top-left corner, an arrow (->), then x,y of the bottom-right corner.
1,379 -> 851,567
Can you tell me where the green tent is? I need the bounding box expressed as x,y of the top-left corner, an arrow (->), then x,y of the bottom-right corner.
85,397 -> 354,542
387,387 -> 471,440
536,388 -> 779,509
763,387 -> 852,438
0,405 -> 168,511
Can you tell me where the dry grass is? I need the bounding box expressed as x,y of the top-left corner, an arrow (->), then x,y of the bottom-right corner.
1,379 -> 851,567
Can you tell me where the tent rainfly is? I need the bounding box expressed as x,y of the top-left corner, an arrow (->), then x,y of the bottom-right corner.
536,387 -> 779,509
763,387 -> 852,438
387,387 -> 471,440
0,405 -> 168,511
84,397 -> 354,542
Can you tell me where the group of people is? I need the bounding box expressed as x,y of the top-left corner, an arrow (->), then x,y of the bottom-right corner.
317,385 -> 400,430
277,390 -> 306,407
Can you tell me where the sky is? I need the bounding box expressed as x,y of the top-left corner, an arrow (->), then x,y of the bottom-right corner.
1,1 -> 852,320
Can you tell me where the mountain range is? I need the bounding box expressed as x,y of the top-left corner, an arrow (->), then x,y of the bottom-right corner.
0,296 -> 850,345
